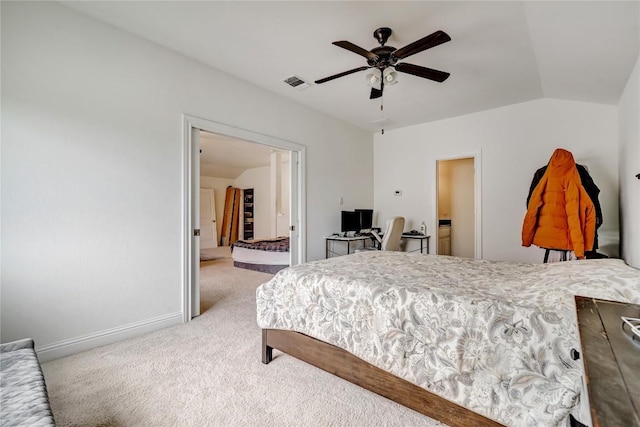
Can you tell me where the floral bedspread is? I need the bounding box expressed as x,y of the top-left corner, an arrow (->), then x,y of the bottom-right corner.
256,252 -> 640,426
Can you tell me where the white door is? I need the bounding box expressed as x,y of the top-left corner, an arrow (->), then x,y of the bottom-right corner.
189,128 -> 200,318
199,188 -> 218,249
436,154 -> 482,259
289,150 -> 299,266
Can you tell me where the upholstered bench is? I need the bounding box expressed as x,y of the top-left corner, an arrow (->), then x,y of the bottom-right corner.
0,338 -> 55,426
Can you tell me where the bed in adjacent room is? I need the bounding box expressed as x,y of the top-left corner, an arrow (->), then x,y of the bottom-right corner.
256,251 -> 640,427
231,236 -> 289,274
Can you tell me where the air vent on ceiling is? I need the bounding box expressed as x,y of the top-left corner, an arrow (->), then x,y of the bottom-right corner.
282,75 -> 310,90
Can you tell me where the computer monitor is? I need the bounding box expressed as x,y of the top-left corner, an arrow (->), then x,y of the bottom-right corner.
355,209 -> 373,230
341,211 -> 360,233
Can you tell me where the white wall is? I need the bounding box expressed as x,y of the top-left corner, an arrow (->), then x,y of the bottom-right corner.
200,176 -> 235,242
374,98 -> 618,263
201,158 -> 291,243
234,167 -> 271,239
618,57 -> 640,269
1,1 -> 372,359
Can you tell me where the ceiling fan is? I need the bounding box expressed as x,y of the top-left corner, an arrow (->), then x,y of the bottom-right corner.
315,27 -> 451,99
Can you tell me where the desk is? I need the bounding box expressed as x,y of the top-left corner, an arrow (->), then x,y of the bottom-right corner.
325,235 -> 371,258
575,296 -> 640,427
401,234 -> 430,254
325,234 -> 431,258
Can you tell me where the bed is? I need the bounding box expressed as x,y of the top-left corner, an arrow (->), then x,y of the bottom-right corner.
256,251 -> 640,427
231,236 -> 289,274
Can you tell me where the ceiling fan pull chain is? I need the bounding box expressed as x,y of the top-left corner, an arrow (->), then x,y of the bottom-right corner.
380,96 -> 385,135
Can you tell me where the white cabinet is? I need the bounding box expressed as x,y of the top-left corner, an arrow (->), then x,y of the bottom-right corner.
438,226 -> 451,255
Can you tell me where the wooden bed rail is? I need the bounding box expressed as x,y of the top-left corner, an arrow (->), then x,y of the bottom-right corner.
262,328 -> 504,427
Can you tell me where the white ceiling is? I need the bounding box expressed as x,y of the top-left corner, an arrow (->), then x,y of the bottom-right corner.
200,132 -> 288,179
61,1 -> 639,133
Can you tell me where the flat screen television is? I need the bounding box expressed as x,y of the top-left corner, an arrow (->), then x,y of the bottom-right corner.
341,210 -> 361,233
355,209 -> 373,230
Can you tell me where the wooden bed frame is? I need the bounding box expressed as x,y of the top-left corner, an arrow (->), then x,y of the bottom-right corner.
261,328 -> 505,427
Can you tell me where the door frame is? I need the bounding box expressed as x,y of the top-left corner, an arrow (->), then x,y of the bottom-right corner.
434,151 -> 482,259
182,114 -> 306,322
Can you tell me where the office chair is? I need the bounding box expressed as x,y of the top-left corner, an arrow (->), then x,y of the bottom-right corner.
358,216 -> 405,252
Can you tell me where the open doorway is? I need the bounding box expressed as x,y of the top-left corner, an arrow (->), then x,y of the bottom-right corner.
183,115 -> 306,322
198,132 -> 290,253
436,154 -> 482,259
198,132 -> 291,313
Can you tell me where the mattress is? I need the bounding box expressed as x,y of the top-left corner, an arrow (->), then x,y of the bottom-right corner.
231,246 -> 289,266
256,252 -> 640,426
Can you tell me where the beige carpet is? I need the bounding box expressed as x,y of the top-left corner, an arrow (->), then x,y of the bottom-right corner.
200,246 -> 229,262
42,250 -> 447,426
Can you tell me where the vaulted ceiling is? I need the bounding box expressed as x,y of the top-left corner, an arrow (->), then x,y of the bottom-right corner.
62,1 -> 639,133
199,131 -> 288,179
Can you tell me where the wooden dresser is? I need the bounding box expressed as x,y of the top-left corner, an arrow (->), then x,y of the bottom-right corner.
575,296 -> 640,427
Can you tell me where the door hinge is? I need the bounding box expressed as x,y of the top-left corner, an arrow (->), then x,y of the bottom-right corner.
289,225 -> 295,231
194,229 -> 200,236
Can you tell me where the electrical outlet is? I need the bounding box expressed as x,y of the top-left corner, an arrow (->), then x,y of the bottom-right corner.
394,190 -> 402,196
339,196 -> 343,205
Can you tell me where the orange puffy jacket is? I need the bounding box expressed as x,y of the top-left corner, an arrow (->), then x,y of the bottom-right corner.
522,149 -> 596,258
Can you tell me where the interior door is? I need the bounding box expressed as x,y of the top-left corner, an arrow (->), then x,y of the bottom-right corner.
449,158 -> 474,258
288,150 -> 299,266
199,188 -> 218,249
189,128 -> 201,318
436,155 -> 480,259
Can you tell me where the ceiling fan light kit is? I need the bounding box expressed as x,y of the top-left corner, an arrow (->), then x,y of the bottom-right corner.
383,68 -> 398,85
366,68 -> 398,91
365,71 -> 382,90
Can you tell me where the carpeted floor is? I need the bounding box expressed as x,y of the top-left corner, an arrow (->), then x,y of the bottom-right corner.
200,246 -> 230,262
41,251 -> 447,426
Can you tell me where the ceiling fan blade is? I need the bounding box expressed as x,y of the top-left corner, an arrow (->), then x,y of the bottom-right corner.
392,30 -> 451,60
370,87 -> 383,99
315,66 -> 370,84
333,41 -> 380,62
395,63 -> 450,82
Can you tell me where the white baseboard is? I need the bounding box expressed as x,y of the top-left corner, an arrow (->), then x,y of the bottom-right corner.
36,312 -> 183,362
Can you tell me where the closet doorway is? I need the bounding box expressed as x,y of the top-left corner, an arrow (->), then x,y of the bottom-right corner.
436,154 -> 482,259
183,115 -> 306,321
